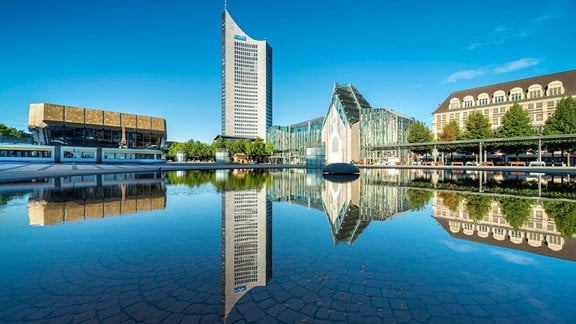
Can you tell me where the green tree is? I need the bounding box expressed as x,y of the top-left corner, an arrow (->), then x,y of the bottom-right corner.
543,96 -> 576,135
406,189 -> 433,211
229,140 -> 246,156
438,191 -> 463,212
243,138 -> 265,162
265,140 -> 275,155
464,194 -> 493,222
463,111 -> 493,140
407,121 -> 434,155
438,120 -> 463,160
498,197 -> 532,231
248,138 -> 267,162
496,103 -> 536,138
495,102 -> 537,159
543,97 -> 576,166
167,142 -> 186,159
0,122 -> 31,139
439,120 -> 463,141
184,140 -> 211,161
212,137 -> 227,150
543,200 -> 576,239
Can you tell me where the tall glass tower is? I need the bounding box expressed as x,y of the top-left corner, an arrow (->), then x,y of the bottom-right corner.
222,9 -> 272,139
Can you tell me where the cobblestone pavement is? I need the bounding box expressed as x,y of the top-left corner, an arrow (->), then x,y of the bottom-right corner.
0,242 -> 566,323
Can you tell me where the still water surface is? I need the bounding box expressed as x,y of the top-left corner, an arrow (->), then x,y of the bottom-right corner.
1,169 -> 575,323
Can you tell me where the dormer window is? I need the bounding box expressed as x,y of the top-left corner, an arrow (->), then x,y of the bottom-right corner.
547,81 -> 564,96
449,98 -> 460,110
477,93 -> 489,106
463,95 -> 474,108
510,87 -> 523,101
493,90 -> 506,103
528,84 -> 543,99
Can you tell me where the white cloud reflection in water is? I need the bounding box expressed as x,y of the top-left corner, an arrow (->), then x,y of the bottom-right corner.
442,239 -> 539,266
491,250 -> 539,266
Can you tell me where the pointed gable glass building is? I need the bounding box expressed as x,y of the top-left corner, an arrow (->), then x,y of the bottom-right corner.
221,9 -> 272,140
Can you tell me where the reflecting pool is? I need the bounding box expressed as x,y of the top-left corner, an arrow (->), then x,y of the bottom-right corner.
1,168 -> 576,323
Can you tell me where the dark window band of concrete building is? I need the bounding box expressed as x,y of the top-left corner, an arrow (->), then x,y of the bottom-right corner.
28,103 -> 167,149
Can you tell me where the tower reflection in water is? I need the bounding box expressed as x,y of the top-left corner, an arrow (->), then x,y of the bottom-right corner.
26,173 -> 166,226
219,169 -> 272,319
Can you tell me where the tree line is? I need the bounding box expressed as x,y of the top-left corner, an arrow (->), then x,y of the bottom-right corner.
167,137 -> 275,163
0,122 -> 31,139
407,96 -> 576,157
407,188 -> 576,238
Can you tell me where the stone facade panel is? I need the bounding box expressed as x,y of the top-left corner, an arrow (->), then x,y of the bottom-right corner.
151,118 -> 165,131
103,111 -> 121,127
137,116 -> 151,130
64,106 -> 85,124
121,114 -> 137,128
85,109 -> 104,126
45,104 -> 64,122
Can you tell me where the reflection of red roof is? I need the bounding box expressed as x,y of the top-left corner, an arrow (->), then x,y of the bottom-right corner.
434,217 -> 576,262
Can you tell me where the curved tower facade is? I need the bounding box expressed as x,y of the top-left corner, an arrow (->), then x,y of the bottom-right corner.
222,9 -> 272,139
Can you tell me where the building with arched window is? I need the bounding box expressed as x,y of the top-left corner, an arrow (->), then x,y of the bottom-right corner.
432,70 -> 576,139
268,83 -> 415,165
321,83 -> 415,164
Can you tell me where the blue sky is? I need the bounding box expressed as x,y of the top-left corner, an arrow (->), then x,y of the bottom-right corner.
1,0 -> 575,143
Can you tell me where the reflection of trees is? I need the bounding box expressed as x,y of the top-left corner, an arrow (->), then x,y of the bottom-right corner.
464,195 -> 492,222
167,171 -> 215,187
212,171 -> 271,192
0,192 -> 27,208
406,189 -> 433,211
438,192 -> 463,212
543,201 -> 576,239
498,197 -> 532,230
166,170 -> 271,192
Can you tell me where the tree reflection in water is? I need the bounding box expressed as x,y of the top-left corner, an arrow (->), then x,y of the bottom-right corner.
166,169 -> 271,192
543,200 -> 576,239
498,197 -> 532,230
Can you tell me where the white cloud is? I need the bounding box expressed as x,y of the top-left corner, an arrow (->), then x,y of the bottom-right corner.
494,58 -> 542,74
491,250 -> 538,266
443,69 -> 485,84
467,1 -> 562,50
467,25 -> 516,50
443,58 -> 542,84
442,240 -> 477,253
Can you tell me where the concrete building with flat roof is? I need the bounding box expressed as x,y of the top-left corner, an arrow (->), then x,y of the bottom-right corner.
28,103 -> 167,149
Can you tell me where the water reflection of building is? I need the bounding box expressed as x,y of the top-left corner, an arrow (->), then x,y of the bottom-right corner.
321,171 -> 413,244
28,173 -> 166,226
267,169 -> 413,244
360,169 -> 414,218
322,176 -> 363,244
432,192 -> 576,261
267,169 -> 324,210
222,185 -> 272,319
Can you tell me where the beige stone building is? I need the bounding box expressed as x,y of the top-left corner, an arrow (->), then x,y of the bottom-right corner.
432,70 -> 576,139
28,103 -> 167,148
